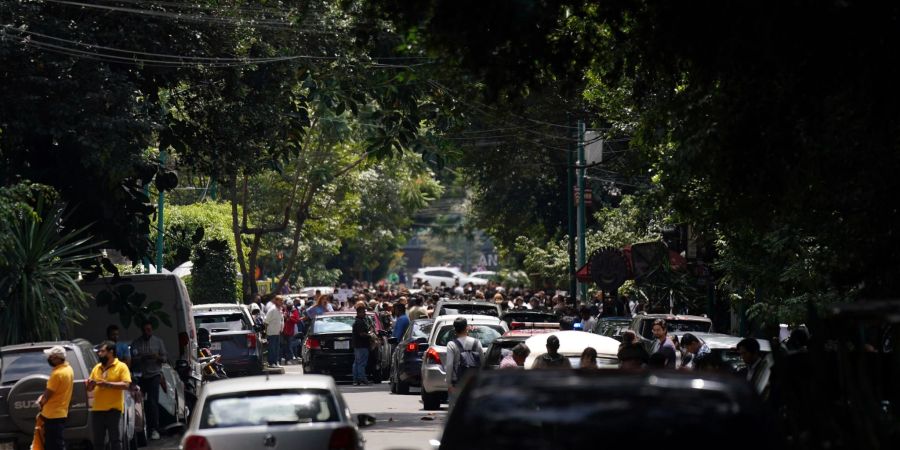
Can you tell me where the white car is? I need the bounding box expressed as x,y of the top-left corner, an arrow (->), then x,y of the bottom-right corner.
411,266 -> 467,287
180,374 -> 374,450
467,271 -> 497,286
420,315 -> 509,410
523,330 -> 620,369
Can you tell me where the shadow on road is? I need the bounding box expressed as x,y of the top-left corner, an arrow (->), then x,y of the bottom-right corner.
361,411 -> 447,431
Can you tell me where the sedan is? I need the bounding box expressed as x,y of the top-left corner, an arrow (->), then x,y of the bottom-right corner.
389,319 -> 433,395
180,375 -> 374,450
302,312 -> 396,382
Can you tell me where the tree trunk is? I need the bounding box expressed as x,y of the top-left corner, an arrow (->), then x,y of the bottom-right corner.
229,178 -> 251,302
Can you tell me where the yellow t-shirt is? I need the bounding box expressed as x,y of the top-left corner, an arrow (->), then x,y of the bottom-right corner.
89,359 -> 131,412
42,362 -> 74,419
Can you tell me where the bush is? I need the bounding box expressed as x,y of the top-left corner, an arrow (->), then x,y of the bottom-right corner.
191,239 -> 239,304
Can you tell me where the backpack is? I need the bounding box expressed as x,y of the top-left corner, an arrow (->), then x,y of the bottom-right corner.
451,338 -> 481,383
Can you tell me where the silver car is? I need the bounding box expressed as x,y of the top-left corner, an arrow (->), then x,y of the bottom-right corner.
179,375 -> 374,450
420,315 -> 508,410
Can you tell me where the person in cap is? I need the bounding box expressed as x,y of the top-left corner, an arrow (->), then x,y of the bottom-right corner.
38,346 -> 74,450
88,341 -> 132,450
533,335 -> 572,369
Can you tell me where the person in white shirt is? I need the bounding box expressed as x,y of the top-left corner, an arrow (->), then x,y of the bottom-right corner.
264,296 -> 285,368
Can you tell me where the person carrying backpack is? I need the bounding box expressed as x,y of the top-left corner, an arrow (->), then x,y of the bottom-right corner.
444,317 -> 483,406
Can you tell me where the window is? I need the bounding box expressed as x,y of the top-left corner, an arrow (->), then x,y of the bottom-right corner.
195,312 -> 250,332
1,349 -> 84,385
440,305 -> 500,317
435,325 -> 505,347
200,389 -> 338,429
313,316 -> 356,334
408,321 -> 433,340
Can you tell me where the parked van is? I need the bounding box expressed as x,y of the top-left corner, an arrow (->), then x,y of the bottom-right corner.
72,273 -> 201,417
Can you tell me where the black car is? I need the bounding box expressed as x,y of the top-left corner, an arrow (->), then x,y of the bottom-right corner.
591,316 -> 632,341
389,319 -> 433,395
440,370 -> 778,450
301,312 -> 396,382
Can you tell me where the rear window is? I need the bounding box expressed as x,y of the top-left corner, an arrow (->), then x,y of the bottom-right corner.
313,316 -> 373,334
440,305 -> 499,317
638,319 -> 711,339
200,389 -> 339,429
410,321 -> 433,340
195,312 -> 250,332
502,312 -> 557,324
1,349 -> 84,385
435,325 -> 505,347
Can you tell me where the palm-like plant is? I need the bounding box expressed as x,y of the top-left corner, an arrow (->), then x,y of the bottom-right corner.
0,196 -> 99,345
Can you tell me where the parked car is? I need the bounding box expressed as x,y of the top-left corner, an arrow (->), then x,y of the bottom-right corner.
468,271 -> 498,284
76,274 -> 201,418
500,311 -> 558,328
481,329 -> 557,370
521,331 -> 619,369
192,303 -> 263,376
630,313 -> 713,350
389,319 -> 433,395
301,312 -> 396,382
0,339 -> 144,450
412,267 -> 484,287
591,316 -> 632,341
433,300 -> 501,319
179,375 -> 374,450
681,332 -> 771,373
436,370 -> 777,450
420,315 -> 509,410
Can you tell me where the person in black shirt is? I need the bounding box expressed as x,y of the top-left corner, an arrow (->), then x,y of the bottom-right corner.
352,302 -> 371,385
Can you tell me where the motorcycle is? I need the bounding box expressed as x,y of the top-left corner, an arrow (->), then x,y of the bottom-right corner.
197,328 -> 228,381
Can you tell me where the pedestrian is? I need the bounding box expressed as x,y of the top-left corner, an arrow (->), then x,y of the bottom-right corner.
36,346 -> 74,450
282,302 -> 300,364
392,303 -> 410,340
737,338 -> 768,385
407,296 -> 428,321
307,294 -> 333,320
87,341 -> 131,450
533,335 -> 572,369
250,304 -> 264,332
678,333 -> 710,369
499,343 -> 530,369
262,293 -> 278,315
352,302 -> 372,385
579,347 -> 599,370
264,295 -> 285,368
105,325 -> 131,367
649,319 -> 676,368
444,317 -> 483,405
580,307 -> 597,333
130,321 -> 166,440
617,331 -> 649,369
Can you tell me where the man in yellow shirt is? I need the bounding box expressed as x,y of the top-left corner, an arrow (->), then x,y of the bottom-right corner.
87,341 -> 131,450
38,346 -> 74,450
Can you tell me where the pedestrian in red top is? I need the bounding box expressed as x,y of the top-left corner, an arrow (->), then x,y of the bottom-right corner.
281,302 -> 301,364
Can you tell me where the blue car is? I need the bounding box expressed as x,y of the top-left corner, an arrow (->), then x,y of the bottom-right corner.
389,319 -> 433,395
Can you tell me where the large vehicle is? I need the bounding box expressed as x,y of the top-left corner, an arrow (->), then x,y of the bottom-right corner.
179,375 -> 374,450
192,303 -> 263,376
301,312 -> 395,382
389,319 -> 433,395
420,315 -> 508,410
74,273 -> 198,421
481,329 -> 557,370
0,340 -> 144,450
521,331 -> 620,369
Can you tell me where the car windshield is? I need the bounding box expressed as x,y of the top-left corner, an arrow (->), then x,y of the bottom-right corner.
668,321 -> 712,333
200,389 -> 338,429
314,316 -> 369,334
440,305 -> 499,317
1,350 -> 83,385
195,312 -> 248,332
435,325 -> 505,347
411,321 -> 433,339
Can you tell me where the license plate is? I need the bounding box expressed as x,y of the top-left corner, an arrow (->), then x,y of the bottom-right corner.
210,342 -> 221,351
334,340 -> 349,350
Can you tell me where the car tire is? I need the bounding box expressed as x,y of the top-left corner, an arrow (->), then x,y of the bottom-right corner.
422,390 -> 441,410
396,379 -> 410,395
389,374 -> 398,394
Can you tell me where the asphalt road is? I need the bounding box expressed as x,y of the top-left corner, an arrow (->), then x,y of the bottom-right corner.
147,363 -> 447,450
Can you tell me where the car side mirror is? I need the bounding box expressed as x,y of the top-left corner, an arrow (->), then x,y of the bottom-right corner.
388,337 -> 398,345
357,413 -> 377,428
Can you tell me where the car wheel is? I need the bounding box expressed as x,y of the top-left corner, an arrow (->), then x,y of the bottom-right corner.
389,369 -> 398,394
396,379 -> 410,395
422,390 -> 441,410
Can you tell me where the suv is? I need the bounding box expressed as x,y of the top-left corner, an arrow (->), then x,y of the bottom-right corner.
433,300 -> 501,319
0,340 -> 144,450
630,313 -> 712,347
420,315 -> 508,410
192,303 -> 263,376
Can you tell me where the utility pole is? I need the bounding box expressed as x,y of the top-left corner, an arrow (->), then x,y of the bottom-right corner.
577,120 -> 587,303
567,121 -> 577,304
143,183 -> 151,273
155,150 -> 167,273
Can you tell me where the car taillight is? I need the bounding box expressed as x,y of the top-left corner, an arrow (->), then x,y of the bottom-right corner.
183,435 -> 211,450
247,333 -> 257,348
405,342 -> 417,353
328,426 -> 357,450
425,347 -> 441,365
510,322 -> 524,330
305,337 -> 321,350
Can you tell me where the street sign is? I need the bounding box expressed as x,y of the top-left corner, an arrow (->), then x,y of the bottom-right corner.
573,187 -> 593,206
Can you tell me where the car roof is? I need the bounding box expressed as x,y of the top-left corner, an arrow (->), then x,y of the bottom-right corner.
598,316 -> 631,321
438,300 -> 498,307
635,313 -> 711,322
319,311 -> 376,317
201,374 -> 337,397
502,329 -> 556,338
432,314 -> 503,326
686,332 -> 772,352
416,266 -> 463,272
193,303 -> 245,312
1,339 -> 89,352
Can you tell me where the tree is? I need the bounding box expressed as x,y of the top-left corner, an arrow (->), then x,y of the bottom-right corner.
191,239 -> 239,304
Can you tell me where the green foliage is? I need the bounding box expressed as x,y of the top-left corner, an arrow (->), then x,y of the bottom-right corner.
94,283 -> 172,331
150,201 -> 239,270
0,191 -> 99,344
191,239 -> 239,304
